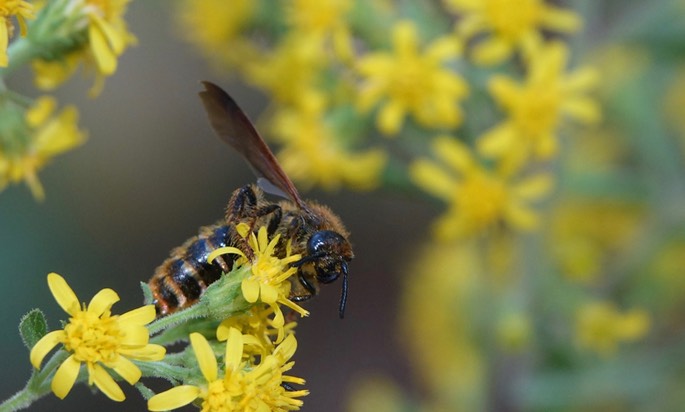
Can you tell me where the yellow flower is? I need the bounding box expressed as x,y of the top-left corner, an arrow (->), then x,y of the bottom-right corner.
399,241 -> 485,408
446,0 -> 581,65
148,329 -> 308,411
32,0 -> 136,95
410,135 -> 553,240
0,0 -> 34,66
285,0 -> 353,61
0,96 -> 86,200
575,301 -> 650,356
217,305 -> 299,360
271,97 -> 387,191
245,33 -> 328,107
176,0 -> 257,69
549,199 -> 643,284
209,225 -> 309,343
30,273 -> 166,401
478,42 -> 600,170
356,20 -> 469,135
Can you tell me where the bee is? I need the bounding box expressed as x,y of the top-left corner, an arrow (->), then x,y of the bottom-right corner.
148,82 -> 354,318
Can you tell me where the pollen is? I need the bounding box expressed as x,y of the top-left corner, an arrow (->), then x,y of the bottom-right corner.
62,310 -> 123,365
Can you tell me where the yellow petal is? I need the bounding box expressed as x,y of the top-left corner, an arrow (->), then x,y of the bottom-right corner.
51,355 -> 81,399
393,21 -> 418,57
119,344 -> 166,361
190,332 -> 217,382
561,98 -> 601,124
433,136 -> 474,174
0,22 -> 8,67
259,284 -> 278,304
409,159 -> 456,201
208,246 -> 245,264
272,305 -> 285,328
224,327 -> 243,370
472,37 -> 512,66
90,363 -> 125,402
88,288 -> 120,317
111,355 -> 142,385
377,100 -> 405,136
477,124 -> 517,158
242,278 -> 260,303
236,222 -> 251,238
148,385 -> 201,411
88,17 -> 117,75
513,175 -> 554,199
564,67 -> 600,91
47,273 -> 80,316
118,305 -> 156,326
540,6 -> 582,32
426,36 -> 462,61
216,320 -> 231,341
273,334 -> 297,362
505,203 -> 539,230
257,225 -> 269,250
30,330 -> 65,369
119,324 -> 150,346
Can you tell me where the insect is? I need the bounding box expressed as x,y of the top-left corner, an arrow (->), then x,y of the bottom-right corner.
148,81 -> 354,319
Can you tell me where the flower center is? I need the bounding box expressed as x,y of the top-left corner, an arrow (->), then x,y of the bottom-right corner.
390,58 -> 432,104
252,255 -> 287,284
484,0 -> 541,39
456,172 -> 507,227
62,310 -> 123,364
201,379 -> 233,412
513,85 -> 561,137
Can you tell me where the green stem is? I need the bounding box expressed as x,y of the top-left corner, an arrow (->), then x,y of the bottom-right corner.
147,301 -> 210,336
0,350 -> 69,412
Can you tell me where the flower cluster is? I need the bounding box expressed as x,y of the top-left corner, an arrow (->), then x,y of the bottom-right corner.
148,330 -> 307,411
0,0 -> 135,200
13,222 -> 310,410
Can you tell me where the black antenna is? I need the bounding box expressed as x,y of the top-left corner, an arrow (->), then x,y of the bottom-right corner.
339,263 -> 349,319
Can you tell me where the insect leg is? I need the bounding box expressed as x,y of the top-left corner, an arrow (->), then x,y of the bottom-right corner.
225,185 -> 259,223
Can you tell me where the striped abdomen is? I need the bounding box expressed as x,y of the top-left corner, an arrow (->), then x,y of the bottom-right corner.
149,223 -> 238,316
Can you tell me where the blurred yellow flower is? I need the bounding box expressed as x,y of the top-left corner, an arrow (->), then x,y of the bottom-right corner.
410,135 -> 553,240
0,0 -> 34,66
245,33 -> 328,107
0,96 -> 86,200
347,375 -> 406,412
32,0 -> 136,95
148,330 -> 307,411
400,241 -> 485,409
664,65 -> 685,148
478,42 -> 600,170
576,301 -> 650,356
271,98 -> 387,191
549,200 -> 643,284
30,273 -> 165,401
356,20 -> 468,135
176,0 -> 257,69
286,0 -> 353,61
209,225 -> 308,343
446,0 -> 580,65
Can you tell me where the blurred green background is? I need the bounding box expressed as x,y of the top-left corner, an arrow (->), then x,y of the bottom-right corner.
0,3 -> 432,410
3,1 -> 685,411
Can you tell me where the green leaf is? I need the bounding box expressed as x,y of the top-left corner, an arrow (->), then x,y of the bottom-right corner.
18,309 -> 48,350
140,281 -> 154,305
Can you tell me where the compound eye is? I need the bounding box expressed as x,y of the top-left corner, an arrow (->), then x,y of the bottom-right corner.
307,230 -> 343,255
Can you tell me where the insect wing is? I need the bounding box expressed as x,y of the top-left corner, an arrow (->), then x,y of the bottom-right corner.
199,81 -> 306,209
